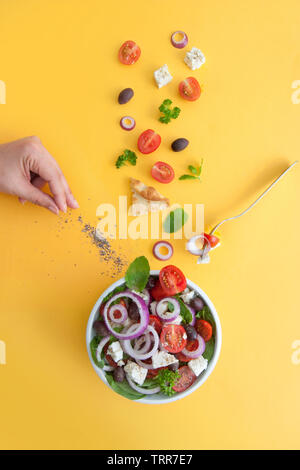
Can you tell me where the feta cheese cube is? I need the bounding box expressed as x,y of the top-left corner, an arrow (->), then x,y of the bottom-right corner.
124,360 -> 147,385
180,289 -> 195,304
117,360 -> 125,367
107,341 -> 123,362
165,314 -> 183,325
188,356 -> 208,377
154,64 -> 173,88
150,301 -> 157,315
152,350 -> 178,369
184,47 -> 206,71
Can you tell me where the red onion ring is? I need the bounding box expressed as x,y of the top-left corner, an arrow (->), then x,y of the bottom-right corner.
133,333 -> 151,354
182,334 -> 205,359
170,31 -> 188,49
120,116 -> 136,131
95,337 -> 114,371
126,374 -> 161,395
109,303 -> 128,323
186,234 -> 211,257
153,241 -> 173,261
103,291 -> 149,340
121,325 -> 159,360
156,297 -> 180,321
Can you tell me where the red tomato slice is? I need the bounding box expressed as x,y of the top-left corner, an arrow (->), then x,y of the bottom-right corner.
150,280 -> 168,301
160,324 -> 187,353
103,343 -> 118,368
195,319 -> 213,342
118,40 -> 141,65
138,129 -> 161,154
159,265 -> 187,296
149,315 -> 163,334
179,77 -> 201,101
151,161 -> 175,184
176,351 -> 191,362
204,233 -> 220,248
147,366 -> 168,379
172,366 -> 196,392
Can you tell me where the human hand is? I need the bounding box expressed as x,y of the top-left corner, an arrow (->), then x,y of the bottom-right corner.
0,136 -> 79,214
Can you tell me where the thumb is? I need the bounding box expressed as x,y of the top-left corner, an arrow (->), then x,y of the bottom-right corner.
20,182 -> 59,215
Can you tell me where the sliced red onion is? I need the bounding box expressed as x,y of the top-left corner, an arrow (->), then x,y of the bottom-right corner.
133,289 -> 150,306
136,359 -> 154,370
133,333 -> 151,354
182,334 -> 205,359
171,31 -> 188,49
96,336 -> 114,371
121,325 -> 159,360
156,297 -> 180,321
103,292 -> 149,340
186,234 -> 211,256
109,303 -> 128,323
126,374 -> 161,395
153,241 -> 173,261
120,116 -> 136,131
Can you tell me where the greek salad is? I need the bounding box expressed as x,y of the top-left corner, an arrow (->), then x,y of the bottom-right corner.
90,257 -> 216,400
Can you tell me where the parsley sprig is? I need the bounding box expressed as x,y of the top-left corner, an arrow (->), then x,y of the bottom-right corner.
159,99 -> 181,124
155,369 -> 180,396
179,159 -> 204,181
115,149 -> 137,169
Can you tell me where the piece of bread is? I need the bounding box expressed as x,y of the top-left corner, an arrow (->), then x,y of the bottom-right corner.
129,178 -> 170,216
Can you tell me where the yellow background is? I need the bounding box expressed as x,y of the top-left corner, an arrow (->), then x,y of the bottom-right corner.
0,0 -> 299,450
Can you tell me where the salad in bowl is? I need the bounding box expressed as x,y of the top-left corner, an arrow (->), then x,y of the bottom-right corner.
86,257 -> 221,403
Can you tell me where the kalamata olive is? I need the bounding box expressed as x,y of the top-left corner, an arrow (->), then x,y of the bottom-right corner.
113,366 -> 125,382
190,296 -> 204,312
93,320 -> 109,337
146,275 -> 158,290
184,324 -> 197,341
118,88 -> 134,104
128,301 -> 140,321
169,362 -> 179,371
171,138 -> 189,152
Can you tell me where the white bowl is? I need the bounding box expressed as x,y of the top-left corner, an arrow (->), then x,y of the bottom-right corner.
86,271 -> 222,404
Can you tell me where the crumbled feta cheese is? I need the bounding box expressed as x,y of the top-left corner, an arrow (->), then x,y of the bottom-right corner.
154,64 -> 173,88
152,350 -> 178,368
184,47 -> 206,71
165,314 -> 183,325
117,360 -> 125,367
150,301 -> 157,315
188,356 -> 208,377
180,289 -> 195,304
131,289 -> 148,303
124,360 -> 147,386
107,341 -> 123,362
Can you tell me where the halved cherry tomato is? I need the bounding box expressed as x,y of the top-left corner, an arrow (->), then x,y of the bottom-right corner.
147,365 -> 168,379
203,233 -> 220,248
138,129 -> 161,154
195,319 -> 213,342
108,299 -> 126,320
103,343 -> 118,368
149,315 -> 163,335
160,324 -> 187,353
179,77 -> 201,101
151,161 -> 175,184
172,365 -> 196,392
150,280 -> 168,301
118,40 -> 141,65
159,265 -> 187,296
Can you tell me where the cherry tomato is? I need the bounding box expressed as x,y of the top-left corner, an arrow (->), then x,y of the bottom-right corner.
103,343 -> 118,368
175,339 -> 198,362
195,319 -> 213,342
138,129 -> 161,154
159,265 -> 187,296
149,315 -> 163,335
150,280 -> 168,301
179,77 -> 201,101
172,365 -> 196,392
108,299 -> 126,320
118,40 -> 141,65
160,324 -> 187,353
99,302 -> 106,318
203,233 -> 220,248
151,161 -> 175,184
147,366 -> 168,379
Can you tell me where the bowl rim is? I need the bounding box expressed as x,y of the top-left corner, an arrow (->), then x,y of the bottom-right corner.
86,270 -> 222,404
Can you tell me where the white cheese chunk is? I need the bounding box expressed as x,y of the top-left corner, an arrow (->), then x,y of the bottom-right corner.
184,47 -> 206,71
164,314 -> 183,325
124,360 -> 147,386
154,64 -> 173,88
150,301 -> 157,315
117,360 -> 125,367
152,350 -> 179,368
107,341 -> 123,363
188,356 -> 208,377
180,289 -> 195,304
132,289 -> 148,303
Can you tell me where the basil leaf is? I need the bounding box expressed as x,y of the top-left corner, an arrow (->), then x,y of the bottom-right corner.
188,165 -> 198,175
163,208 -> 188,233
168,301 -> 175,312
90,336 -> 104,368
175,297 -> 193,324
179,175 -> 200,181
125,256 -> 150,292
105,374 -> 145,400
202,337 -> 215,362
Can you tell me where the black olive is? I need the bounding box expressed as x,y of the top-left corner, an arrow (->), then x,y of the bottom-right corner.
146,275 -> 158,290
128,302 -> 140,321
118,88 -> 134,104
171,138 -> 189,152
113,366 -> 125,383
169,362 -> 179,371
190,297 -> 204,312
184,324 -> 197,341
93,320 -> 109,337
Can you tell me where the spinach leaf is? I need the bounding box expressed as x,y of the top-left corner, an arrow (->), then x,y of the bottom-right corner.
90,336 -> 105,368
202,337 -> 215,362
102,284 -> 126,304
163,208 -> 188,234
125,256 -> 150,292
105,374 -> 146,400
175,297 -> 193,324
196,305 -> 216,335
